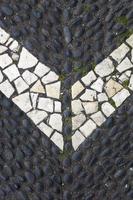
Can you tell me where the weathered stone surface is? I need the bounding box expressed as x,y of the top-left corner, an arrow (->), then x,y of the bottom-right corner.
14,77 -> 29,94
82,102 -> 98,114
72,131 -> 85,150
38,122 -> 53,137
80,119 -> 96,137
0,54 -> 12,69
0,80 -> 14,97
38,98 -> 53,113
30,80 -> 45,94
42,71 -> 59,84
111,43 -> 129,63
27,110 -> 48,125
91,77 -> 104,92
22,70 -> 38,85
72,114 -> 86,130
34,62 -> 50,78
105,79 -> 123,98
101,102 -> 115,117
112,89 -> 130,107
95,58 -> 114,77
81,71 -> 96,86
80,89 -> 97,101
91,111 -> 106,126
117,57 -> 133,73
46,81 -> 61,99
72,81 -> 84,99
3,64 -> 20,81
49,114 -> 62,132
72,100 -> 83,114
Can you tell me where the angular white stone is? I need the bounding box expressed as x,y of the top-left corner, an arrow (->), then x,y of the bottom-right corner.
0,28 -> 9,44
112,89 -> 130,107
9,40 -> 20,52
80,89 -> 97,101
0,45 -> 7,54
54,101 -> 61,112
42,71 -> 59,84
14,77 -> 29,94
80,119 -> 96,137
111,43 -> 129,63
98,93 -> 108,102
129,75 -> 133,90
51,131 -> 64,151
72,113 -> 86,130
38,97 -> 53,113
0,80 -> 14,98
126,34 -> 133,48
81,70 -> 96,86
30,80 -> 45,94
0,54 -> 12,69
30,93 -> 38,109
22,70 -> 38,85
91,77 -> 104,92
72,100 -> 83,114
119,73 -> 128,83
12,92 -> 32,112
101,102 -> 115,117
38,122 -> 53,137
105,79 -> 123,98
18,47 -> 38,69
91,111 -> 106,126
11,53 -> 19,61
27,110 -> 48,125
3,64 -> 20,81
72,130 -> 85,150
125,70 -> 131,77
82,101 -> 98,114
49,114 -> 62,132
117,57 -> 133,73
0,71 -> 3,83
34,62 -> 50,78
95,58 -> 114,77
5,38 -> 13,46
46,81 -> 61,99
72,81 -> 84,99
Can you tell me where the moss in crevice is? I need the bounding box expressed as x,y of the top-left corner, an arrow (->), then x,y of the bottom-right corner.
122,79 -> 129,88
115,16 -> 129,26
109,99 -> 116,108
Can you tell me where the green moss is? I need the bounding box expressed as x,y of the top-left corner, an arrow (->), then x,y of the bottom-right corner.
83,4 -> 91,12
109,99 -> 116,108
116,16 -> 129,26
117,29 -> 133,43
122,79 -> 129,88
59,73 -> 66,81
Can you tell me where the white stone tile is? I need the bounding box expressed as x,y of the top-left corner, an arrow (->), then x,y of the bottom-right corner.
81,70 -> 96,86
54,101 -> 61,112
72,113 -> 86,130
72,99 -> 83,114
98,93 -> 108,102
0,70 -> 3,83
117,57 -> 133,73
30,80 -> 45,94
125,70 -> 131,77
72,131 -> 85,150
112,89 -> 130,107
30,93 -> 38,109
91,111 -> 106,126
0,80 -> 14,98
18,47 -> 38,69
12,92 -> 32,112
119,73 -> 128,83
80,119 -> 96,137
0,54 -> 12,69
0,28 -> 9,44
129,74 -> 133,90
22,70 -> 38,85
9,40 -> 20,52
49,114 -> 62,132
14,77 -> 29,94
46,81 -> 61,99
51,131 -> 64,151
5,38 -> 13,46
42,71 -> 59,84
11,53 -> 19,61
104,79 -> 123,98
80,89 -> 97,101
38,122 -> 53,137
82,101 -> 98,114
101,102 -> 115,117
91,77 -> 104,92
0,45 -> 7,54
110,43 -> 129,63
95,58 -> 114,77
38,97 -> 53,113
27,109 -> 48,125
34,62 -> 50,78
72,81 -> 84,99
3,64 -> 20,81
126,34 -> 133,48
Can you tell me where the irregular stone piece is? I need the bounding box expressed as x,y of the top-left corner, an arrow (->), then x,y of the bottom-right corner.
72,81 -> 84,99
0,54 -> 12,69
18,47 -> 38,69
72,100 -> 83,114
38,98 -> 53,113
80,119 -> 96,137
111,43 -> 129,63
0,27 -> 9,44
14,77 -> 29,94
3,64 -> 20,81
27,110 -> 48,125
91,111 -> 106,126
91,77 -> 104,92
34,62 -> 50,77
112,89 -> 130,107
54,101 -> 61,112
126,34 -> 133,48
80,89 -> 97,101
117,57 -> 133,73
82,101 -> 98,114
128,75 -> 133,90
98,93 -> 108,102
0,45 -> 7,54
22,70 -> 38,85
105,79 -> 123,98
51,132 -> 64,151
72,131 -> 85,150
49,114 -> 62,132
11,53 -> 19,61
38,122 -> 53,137
30,93 -> 38,109
12,92 -> 32,112
42,71 -> 59,84
46,81 -> 61,99
81,70 -> 96,86
95,58 -> 114,77
30,80 -> 45,94
0,80 -> 14,97
101,102 -> 115,117
72,113 -> 86,130
119,73 -> 128,83
9,40 -> 20,52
